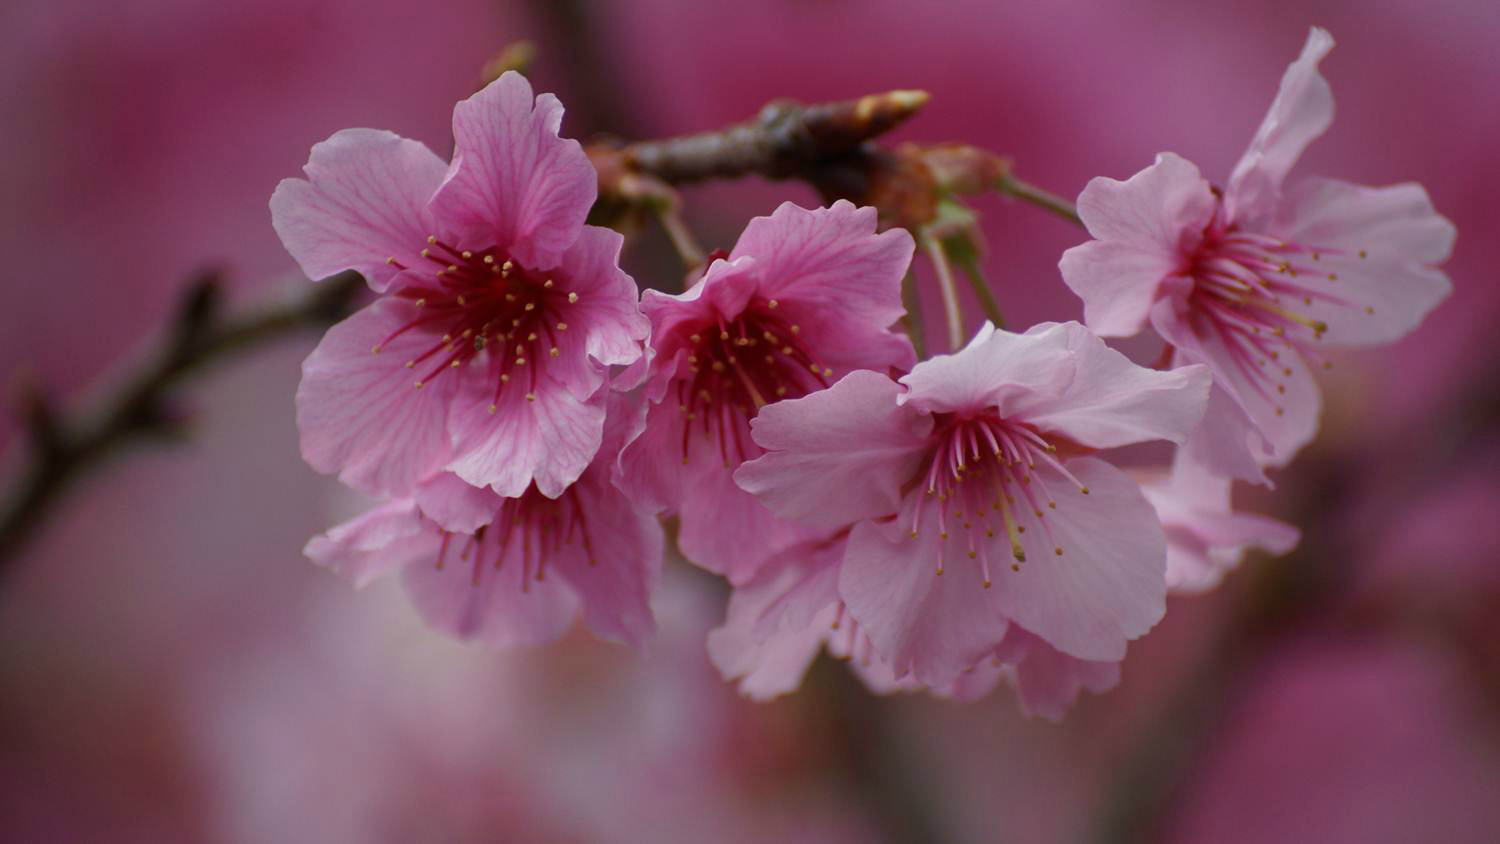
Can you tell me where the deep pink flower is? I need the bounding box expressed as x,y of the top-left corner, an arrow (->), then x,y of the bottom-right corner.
736,321 -> 1211,685
304,394 -> 662,648
1140,452 -> 1300,594
1059,28 -> 1455,481
272,72 -> 648,499
938,626 -> 1121,721
616,201 -> 915,582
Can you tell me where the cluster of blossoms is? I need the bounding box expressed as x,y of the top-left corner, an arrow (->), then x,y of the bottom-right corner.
274,29 -> 1452,719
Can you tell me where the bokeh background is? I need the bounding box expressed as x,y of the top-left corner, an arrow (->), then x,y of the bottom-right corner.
3,1 -> 1499,841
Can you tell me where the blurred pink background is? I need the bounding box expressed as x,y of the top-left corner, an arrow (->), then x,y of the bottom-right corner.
3,1 -> 1498,841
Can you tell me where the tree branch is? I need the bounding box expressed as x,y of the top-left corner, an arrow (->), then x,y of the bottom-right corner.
0,270 -> 363,570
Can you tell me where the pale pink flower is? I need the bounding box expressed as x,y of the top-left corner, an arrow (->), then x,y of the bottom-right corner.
938,626 -> 1121,721
1059,28 -> 1455,481
1140,452 -> 1300,594
737,321 -> 1211,685
706,531 -> 917,701
304,394 -> 662,648
616,201 -> 915,582
272,71 -> 647,499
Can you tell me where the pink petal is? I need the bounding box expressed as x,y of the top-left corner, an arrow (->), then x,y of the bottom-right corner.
613,397 -> 688,513
1181,382 -> 1272,486
1074,152 -> 1216,259
1153,297 -> 1321,467
737,371 -> 933,531
1226,27 -> 1336,223
1007,635 -> 1121,721
1144,453 -> 1299,593
412,471 -> 500,534
430,71 -> 596,271
546,225 -> 649,388
304,499 -> 436,588
729,200 -> 914,330
897,322 -> 1074,415
1066,152 -> 1216,335
840,515 -> 1010,686
1274,178 -> 1454,346
445,376 -> 606,498
271,128 -> 448,292
988,457 -> 1167,661
400,546 -> 580,648
1057,239 -> 1179,337
1009,322 -> 1212,449
296,299 -> 455,498
546,470 -> 662,647
707,604 -> 829,702
677,457 -> 819,584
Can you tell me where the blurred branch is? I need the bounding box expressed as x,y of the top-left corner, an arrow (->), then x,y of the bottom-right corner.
996,173 -> 1082,227
0,270 -> 362,571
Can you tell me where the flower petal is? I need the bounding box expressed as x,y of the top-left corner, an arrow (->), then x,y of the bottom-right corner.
1275,178 -> 1454,346
737,371 -> 933,531
446,375 -> 605,498
1010,322 -> 1212,449
412,472 -> 500,535
1058,238 -> 1179,337
898,322 -> 1075,415
430,71 -> 596,270
296,299 -> 455,498
840,514 -> 1009,686
270,128 -> 447,292
707,604 -> 829,702
550,225 -> 650,377
678,457 -> 818,584
1153,297 -> 1321,467
303,499 -> 435,588
1226,27 -> 1336,223
547,471 -> 662,648
400,543 -> 580,648
1181,382 -> 1272,485
730,200 -> 914,329
989,457 -> 1167,661
1073,151 -> 1216,260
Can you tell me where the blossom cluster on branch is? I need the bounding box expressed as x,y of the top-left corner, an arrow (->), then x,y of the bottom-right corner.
275,28 -> 1453,719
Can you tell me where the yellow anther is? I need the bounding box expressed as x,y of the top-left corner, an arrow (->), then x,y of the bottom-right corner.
567,292 -> 578,303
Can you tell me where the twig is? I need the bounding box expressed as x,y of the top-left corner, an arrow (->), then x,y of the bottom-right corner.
0,270 -> 363,570
921,233 -> 967,354
996,173 -> 1083,227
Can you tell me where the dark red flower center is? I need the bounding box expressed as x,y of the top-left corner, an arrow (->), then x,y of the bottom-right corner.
670,296 -> 831,466
375,236 -> 582,410
434,485 -> 597,590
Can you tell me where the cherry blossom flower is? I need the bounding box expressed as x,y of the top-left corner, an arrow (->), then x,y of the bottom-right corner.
736,321 -> 1211,685
304,393 -> 662,648
1139,452 -> 1300,594
938,626 -> 1122,722
272,71 -> 647,499
1059,28 -> 1455,481
706,531 -> 917,701
616,200 -> 915,582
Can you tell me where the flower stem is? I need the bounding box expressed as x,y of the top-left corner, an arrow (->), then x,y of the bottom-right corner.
650,202 -> 706,273
900,270 -> 927,360
921,233 -> 967,353
996,173 -> 1083,227
945,237 -> 1006,330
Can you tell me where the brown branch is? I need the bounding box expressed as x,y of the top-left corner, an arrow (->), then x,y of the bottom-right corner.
0,270 -> 363,570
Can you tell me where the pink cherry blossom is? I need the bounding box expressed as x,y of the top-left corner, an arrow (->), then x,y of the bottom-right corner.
706,530 -> 917,701
1059,28 -> 1454,481
304,394 -> 662,648
616,200 -> 915,583
272,71 -> 648,500
938,626 -> 1121,722
1139,451 -> 1300,594
736,321 -> 1211,685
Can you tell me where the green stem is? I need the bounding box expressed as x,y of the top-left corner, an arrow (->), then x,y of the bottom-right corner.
921,234 -> 967,353
996,174 -> 1083,228
948,242 -> 1006,330
900,269 -> 927,360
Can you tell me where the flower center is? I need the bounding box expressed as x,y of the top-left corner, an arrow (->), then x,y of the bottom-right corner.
433,486 -> 596,591
1186,225 -> 1370,413
907,413 -> 1090,587
374,235 -> 581,410
672,297 -> 831,466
